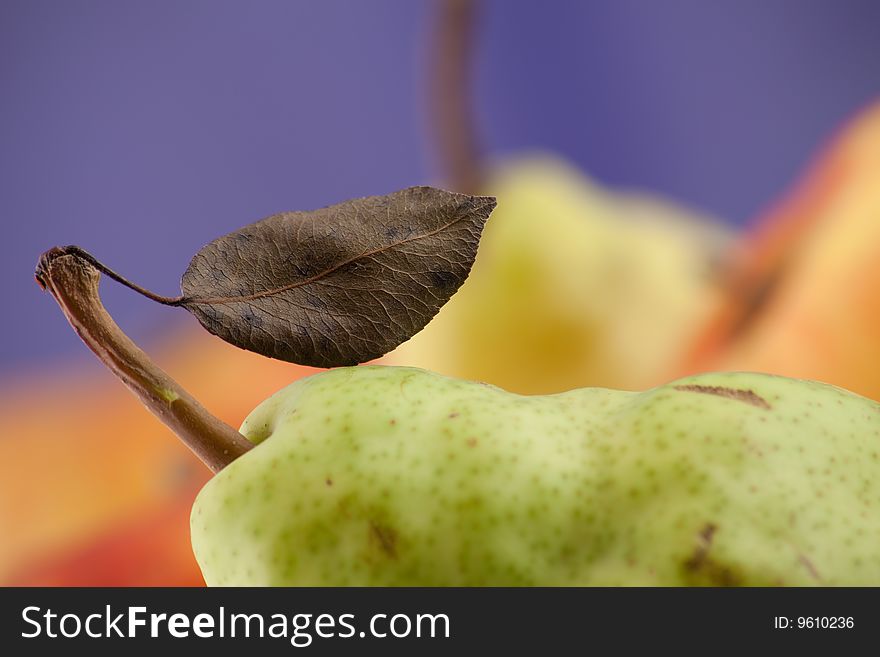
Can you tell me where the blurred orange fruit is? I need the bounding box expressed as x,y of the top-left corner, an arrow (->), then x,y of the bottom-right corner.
683,101 -> 880,401
0,323 -> 316,585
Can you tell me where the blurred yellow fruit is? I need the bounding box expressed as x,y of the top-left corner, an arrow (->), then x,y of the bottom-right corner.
385,157 -> 731,394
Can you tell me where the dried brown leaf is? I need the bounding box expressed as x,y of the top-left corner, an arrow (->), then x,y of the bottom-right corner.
179,186 -> 495,367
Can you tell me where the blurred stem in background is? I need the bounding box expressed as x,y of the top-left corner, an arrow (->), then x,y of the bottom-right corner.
430,0 -> 484,194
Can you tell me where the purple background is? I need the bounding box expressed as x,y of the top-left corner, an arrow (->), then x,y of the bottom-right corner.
2,0 -> 880,374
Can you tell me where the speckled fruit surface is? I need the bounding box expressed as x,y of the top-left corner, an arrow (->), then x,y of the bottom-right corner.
191,366 -> 880,586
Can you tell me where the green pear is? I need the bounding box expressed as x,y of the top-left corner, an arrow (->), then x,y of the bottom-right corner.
191,365 -> 880,586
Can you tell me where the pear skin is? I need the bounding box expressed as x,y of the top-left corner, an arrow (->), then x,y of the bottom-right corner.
191,366 -> 880,586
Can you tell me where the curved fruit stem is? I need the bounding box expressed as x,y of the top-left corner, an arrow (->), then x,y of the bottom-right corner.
35,246 -> 252,473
